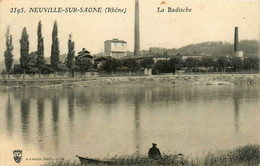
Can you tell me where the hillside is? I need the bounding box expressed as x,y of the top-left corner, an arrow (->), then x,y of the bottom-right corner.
147,40 -> 259,56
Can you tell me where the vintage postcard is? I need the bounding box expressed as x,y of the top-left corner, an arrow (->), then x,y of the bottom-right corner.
0,0 -> 259,165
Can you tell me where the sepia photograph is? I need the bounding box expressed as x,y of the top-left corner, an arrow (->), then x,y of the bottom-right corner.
0,0 -> 260,165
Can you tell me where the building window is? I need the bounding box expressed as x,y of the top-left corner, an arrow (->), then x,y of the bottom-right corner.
121,43 -> 124,46
114,43 -> 116,46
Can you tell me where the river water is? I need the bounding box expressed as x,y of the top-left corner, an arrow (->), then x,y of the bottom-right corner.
0,84 -> 259,164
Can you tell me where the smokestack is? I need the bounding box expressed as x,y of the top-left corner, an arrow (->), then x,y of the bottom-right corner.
233,27 -> 244,59
234,27 -> 239,52
134,0 -> 140,55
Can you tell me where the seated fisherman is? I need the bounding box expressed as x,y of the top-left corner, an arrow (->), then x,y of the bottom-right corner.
148,143 -> 162,160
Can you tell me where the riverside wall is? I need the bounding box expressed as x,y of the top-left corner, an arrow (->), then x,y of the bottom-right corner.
0,74 -> 260,88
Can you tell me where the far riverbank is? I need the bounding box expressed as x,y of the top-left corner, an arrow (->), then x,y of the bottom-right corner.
0,74 -> 260,88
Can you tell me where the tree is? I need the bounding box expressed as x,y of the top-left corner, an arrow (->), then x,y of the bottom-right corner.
51,21 -> 60,70
140,58 -> 154,68
101,58 -> 122,73
122,59 -> 139,70
66,34 -> 75,71
4,26 -> 14,79
36,21 -> 45,75
168,57 -> 182,73
20,27 -> 29,75
76,58 -> 92,72
244,57 -> 259,73
28,51 -> 38,66
216,57 -> 229,73
231,57 -> 243,72
185,58 -> 199,73
155,60 -> 170,73
201,57 -> 214,72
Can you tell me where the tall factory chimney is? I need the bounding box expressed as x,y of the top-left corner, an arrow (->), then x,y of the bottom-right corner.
234,27 -> 239,51
134,0 -> 140,55
233,27 -> 244,59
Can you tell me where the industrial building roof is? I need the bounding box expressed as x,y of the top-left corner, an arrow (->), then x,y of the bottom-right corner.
104,38 -> 127,43
121,53 -> 173,60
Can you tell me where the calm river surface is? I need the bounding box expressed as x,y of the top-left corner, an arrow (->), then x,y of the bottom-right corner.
0,84 -> 260,163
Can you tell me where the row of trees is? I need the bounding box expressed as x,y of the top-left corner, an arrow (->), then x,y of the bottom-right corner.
99,56 -> 259,74
3,21 -> 260,77
100,58 -> 153,72
183,56 -> 259,73
19,21 -> 57,75
4,20 -> 76,78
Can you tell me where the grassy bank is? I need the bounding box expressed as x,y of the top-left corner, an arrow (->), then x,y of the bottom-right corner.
42,144 -> 259,166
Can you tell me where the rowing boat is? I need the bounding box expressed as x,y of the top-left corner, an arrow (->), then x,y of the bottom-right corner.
76,155 -> 114,165
76,154 -> 185,165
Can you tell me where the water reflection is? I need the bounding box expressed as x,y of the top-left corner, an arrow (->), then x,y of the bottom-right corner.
6,91 -> 13,137
99,89 -> 120,109
67,90 -> 75,121
67,89 -> 75,143
52,90 -> 60,154
75,89 -> 94,109
37,93 -> 45,151
133,93 -> 142,154
20,90 -> 30,144
1,85 -> 260,159
233,91 -> 241,135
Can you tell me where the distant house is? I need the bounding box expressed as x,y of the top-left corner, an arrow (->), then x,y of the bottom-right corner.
104,39 -> 127,58
178,53 -> 202,61
243,53 -> 260,58
94,56 -> 111,69
148,53 -> 172,63
121,53 -> 173,63
75,48 -> 94,64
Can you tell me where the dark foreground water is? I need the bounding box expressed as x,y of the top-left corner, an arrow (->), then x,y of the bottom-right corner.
0,84 -> 259,165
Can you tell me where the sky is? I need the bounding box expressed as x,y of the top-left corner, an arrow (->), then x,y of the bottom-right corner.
0,0 -> 259,61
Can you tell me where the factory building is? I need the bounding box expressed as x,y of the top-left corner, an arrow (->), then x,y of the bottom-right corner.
104,39 -> 127,58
